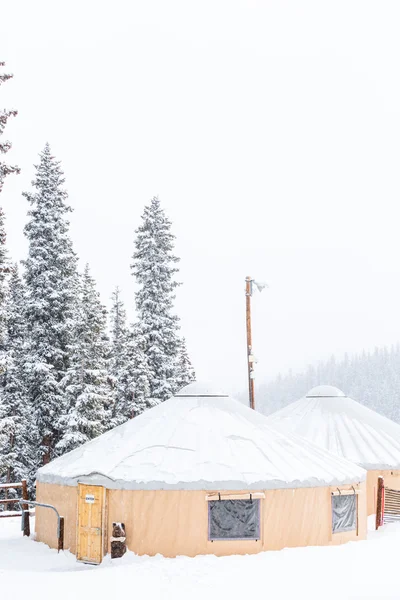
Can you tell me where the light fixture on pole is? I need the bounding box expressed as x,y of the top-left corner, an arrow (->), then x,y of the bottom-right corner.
245,276 -> 268,410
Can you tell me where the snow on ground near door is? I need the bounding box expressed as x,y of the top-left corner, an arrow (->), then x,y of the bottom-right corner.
1,517 -> 399,600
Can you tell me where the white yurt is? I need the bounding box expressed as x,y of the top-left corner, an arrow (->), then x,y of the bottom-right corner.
268,385 -> 400,515
35,382 -> 367,563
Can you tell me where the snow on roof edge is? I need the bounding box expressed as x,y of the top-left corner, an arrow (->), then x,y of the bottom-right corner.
36,470 -> 366,490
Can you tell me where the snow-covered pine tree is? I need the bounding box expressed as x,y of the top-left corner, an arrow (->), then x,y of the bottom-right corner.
131,196 -> 181,404
0,265 -> 38,489
0,211 -> 13,483
109,287 -> 134,425
110,287 -> 128,369
0,207 -> 9,355
57,265 -> 113,454
0,62 -> 20,193
23,144 -> 78,465
175,337 -> 196,391
128,323 -> 155,416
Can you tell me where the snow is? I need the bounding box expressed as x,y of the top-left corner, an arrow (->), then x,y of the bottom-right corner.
268,386 -> 400,470
307,385 -> 346,397
175,380 -> 227,397
0,482 -> 22,489
37,383 -> 365,490
2,515 -> 400,600
0,510 -> 22,516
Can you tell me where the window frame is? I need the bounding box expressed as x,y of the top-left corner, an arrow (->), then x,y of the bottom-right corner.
208,497 -> 261,542
331,492 -> 358,535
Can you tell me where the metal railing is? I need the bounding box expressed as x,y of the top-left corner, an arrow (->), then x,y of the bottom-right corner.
18,500 -> 65,551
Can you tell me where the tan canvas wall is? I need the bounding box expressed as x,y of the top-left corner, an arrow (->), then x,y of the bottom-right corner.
35,482 -> 78,553
367,470 -> 400,515
36,481 -> 366,558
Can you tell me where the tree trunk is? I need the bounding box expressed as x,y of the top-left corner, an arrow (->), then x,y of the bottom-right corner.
42,435 -> 52,465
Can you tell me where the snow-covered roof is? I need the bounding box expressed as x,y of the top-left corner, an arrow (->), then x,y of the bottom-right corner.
268,385 -> 400,470
37,381 -> 365,490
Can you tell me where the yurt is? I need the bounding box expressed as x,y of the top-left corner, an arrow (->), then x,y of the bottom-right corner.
268,385 -> 400,515
35,382 -> 367,563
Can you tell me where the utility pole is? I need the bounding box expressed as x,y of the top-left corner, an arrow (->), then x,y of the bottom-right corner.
245,276 -> 255,410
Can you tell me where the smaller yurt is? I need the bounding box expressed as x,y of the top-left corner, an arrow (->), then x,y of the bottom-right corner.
35,382 -> 367,563
268,385 -> 400,515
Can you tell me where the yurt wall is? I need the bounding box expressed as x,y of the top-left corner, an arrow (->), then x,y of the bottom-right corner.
367,470 -> 400,515
35,482 -> 77,551
35,481 -> 367,558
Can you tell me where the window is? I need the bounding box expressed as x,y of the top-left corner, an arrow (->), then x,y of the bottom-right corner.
332,493 -> 357,534
208,499 -> 260,541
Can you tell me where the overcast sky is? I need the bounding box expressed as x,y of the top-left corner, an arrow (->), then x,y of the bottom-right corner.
2,1 -> 400,394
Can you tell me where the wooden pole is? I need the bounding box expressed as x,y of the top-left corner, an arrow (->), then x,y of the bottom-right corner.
245,276 -> 255,410
58,516 -> 65,552
21,479 -> 30,537
376,476 -> 384,530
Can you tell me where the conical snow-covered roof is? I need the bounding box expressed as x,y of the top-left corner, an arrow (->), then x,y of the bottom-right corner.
37,382 -> 365,490
268,385 -> 400,470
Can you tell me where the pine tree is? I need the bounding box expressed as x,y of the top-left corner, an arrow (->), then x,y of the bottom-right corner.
23,144 -> 78,465
129,323 -> 154,416
110,287 -> 128,372
0,266 -> 37,489
57,265 -> 113,454
175,337 -> 196,391
131,196 -> 181,404
0,207 -> 9,355
0,212 -> 13,483
109,287 -> 134,425
0,62 -> 20,193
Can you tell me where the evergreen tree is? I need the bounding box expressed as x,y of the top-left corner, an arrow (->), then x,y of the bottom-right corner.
131,196 -> 181,403
57,265 -> 113,454
109,287 -> 134,425
0,207 -> 9,355
0,62 -> 20,193
175,337 -> 196,391
0,211 -> 14,483
129,323 -> 154,416
110,287 -> 128,371
0,266 -> 37,489
23,144 -> 78,465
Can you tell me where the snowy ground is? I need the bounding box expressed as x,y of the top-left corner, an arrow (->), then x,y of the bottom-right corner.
1,516 -> 400,599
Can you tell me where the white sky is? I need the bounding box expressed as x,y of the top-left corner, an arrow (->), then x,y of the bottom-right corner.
2,1 -> 400,393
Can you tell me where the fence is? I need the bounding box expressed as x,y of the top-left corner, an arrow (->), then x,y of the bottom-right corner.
0,479 -> 30,536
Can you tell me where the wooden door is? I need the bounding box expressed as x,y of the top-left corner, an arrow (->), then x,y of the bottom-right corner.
76,484 -> 105,564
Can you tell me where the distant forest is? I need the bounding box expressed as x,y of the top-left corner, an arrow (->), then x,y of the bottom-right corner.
256,345 -> 400,423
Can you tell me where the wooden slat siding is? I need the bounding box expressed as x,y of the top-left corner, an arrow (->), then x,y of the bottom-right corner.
383,487 -> 400,523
